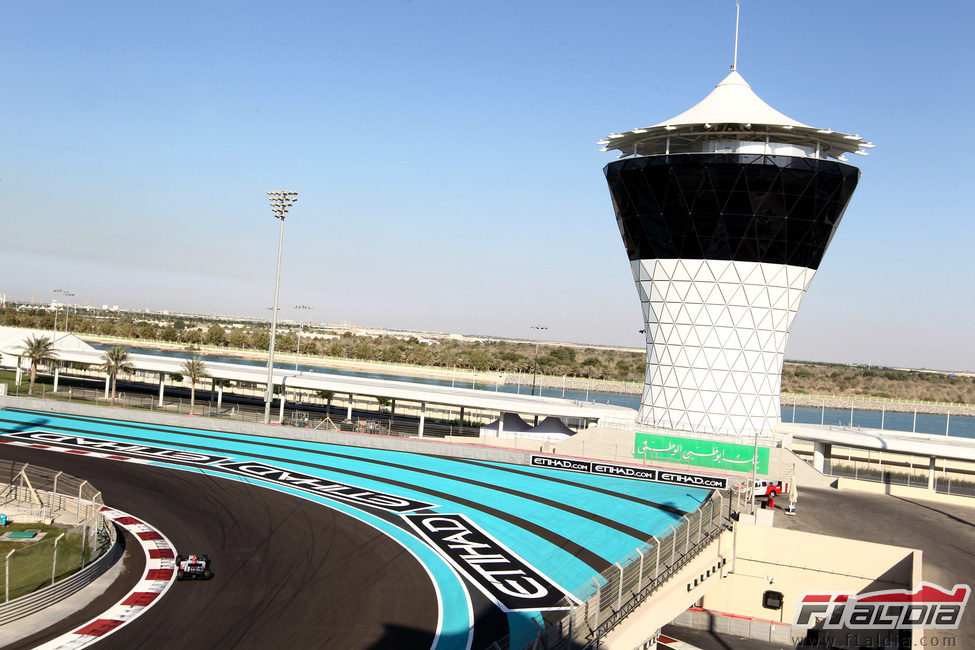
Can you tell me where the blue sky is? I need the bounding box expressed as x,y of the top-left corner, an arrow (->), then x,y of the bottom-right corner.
2,1 -> 973,371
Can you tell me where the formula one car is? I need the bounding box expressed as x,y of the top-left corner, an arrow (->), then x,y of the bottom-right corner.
175,554 -> 212,580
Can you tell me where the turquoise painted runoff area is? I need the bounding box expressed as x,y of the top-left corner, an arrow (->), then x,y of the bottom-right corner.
0,409 -> 711,647
475,459 -> 709,513
0,410 -> 473,650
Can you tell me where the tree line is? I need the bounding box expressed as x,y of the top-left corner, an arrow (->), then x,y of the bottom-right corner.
1,305 -> 645,382
6,304 -> 973,403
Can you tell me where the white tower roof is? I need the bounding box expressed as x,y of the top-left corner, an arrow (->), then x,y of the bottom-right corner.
599,70 -> 874,161
654,70 -> 807,128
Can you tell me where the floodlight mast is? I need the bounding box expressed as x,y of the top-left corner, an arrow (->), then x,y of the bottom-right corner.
52,288 -> 73,342
294,304 -> 312,370
263,191 -> 298,425
529,325 -> 548,396
60,291 -> 74,341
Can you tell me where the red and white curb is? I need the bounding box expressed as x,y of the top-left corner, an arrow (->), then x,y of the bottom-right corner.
657,634 -> 702,650
33,507 -> 178,649
0,439 -> 151,464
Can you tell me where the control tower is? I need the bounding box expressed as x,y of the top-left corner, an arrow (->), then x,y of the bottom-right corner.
600,70 -> 872,439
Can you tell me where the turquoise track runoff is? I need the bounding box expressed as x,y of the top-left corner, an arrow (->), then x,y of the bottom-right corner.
0,408 -> 712,649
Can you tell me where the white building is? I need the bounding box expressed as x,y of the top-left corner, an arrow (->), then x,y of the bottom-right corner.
600,70 -> 872,438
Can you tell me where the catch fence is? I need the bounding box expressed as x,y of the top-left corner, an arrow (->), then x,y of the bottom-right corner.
490,490 -> 728,650
0,462 -> 113,604
791,441 -> 975,498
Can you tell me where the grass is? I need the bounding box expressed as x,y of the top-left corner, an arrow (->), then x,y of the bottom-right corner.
781,363 -> 975,405
0,523 -> 88,602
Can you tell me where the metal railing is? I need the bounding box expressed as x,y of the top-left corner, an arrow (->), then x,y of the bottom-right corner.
792,445 -> 975,498
487,490 -> 728,650
0,396 -> 546,467
827,462 -> 975,497
22,385 -> 515,439
0,463 -> 113,604
782,392 -> 975,410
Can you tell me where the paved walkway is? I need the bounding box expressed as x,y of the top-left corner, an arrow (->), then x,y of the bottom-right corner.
773,487 -> 975,649
660,625 -> 787,650
0,543 -> 135,648
664,487 -> 975,649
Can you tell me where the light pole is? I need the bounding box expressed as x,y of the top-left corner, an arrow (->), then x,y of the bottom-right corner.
529,325 -> 548,396
60,291 -> 74,340
263,190 -> 298,425
52,289 -> 67,338
52,289 -> 74,342
750,432 -> 760,516
294,304 -> 312,370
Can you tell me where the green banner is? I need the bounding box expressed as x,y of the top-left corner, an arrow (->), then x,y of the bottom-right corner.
634,432 -> 769,475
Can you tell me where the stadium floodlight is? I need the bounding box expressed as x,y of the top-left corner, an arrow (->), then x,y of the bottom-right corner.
294,304 -> 312,370
263,190 -> 298,425
52,289 -> 73,341
529,325 -> 548,397
60,291 -> 74,339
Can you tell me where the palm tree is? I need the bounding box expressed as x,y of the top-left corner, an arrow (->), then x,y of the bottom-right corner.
182,356 -> 209,413
317,390 -> 334,418
102,346 -> 134,403
20,335 -> 57,396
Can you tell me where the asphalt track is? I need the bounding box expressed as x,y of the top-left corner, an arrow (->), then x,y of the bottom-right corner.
0,444 -> 440,650
0,408 -> 712,649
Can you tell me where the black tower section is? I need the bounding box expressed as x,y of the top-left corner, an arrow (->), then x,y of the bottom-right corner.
604,153 -> 860,269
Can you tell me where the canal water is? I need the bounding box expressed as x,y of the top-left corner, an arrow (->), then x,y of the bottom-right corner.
103,346 -> 975,440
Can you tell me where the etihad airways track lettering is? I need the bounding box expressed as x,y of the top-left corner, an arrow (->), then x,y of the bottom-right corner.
213,461 -> 436,513
1,431 -> 230,464
0,431 -> 436,514
404,512 -> 575,611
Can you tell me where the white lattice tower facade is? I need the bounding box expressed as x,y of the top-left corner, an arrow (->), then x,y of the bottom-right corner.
633,258 -> 815,437
600,69 -> 869,440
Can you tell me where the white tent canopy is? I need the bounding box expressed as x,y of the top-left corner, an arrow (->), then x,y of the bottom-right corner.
0,328 -> 96,368
598,70 -> 873,161
480,412 -> 533,436
529,416 -> 575,437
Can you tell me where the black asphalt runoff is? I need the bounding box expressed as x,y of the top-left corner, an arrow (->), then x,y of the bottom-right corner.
0,445 -> 440,650
775,486 -> 975,650
1,409 -> 682,570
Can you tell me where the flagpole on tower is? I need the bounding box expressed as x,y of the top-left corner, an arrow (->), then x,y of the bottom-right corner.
732,1 -> 741,71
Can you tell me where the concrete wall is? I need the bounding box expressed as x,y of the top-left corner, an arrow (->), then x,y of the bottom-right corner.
672,607 -> 794,645
602,505 -> 917,649
836,476 -> 975,507
698,522 -> 921,647
602,532 -> 730,650
778,447 -> 835,489
707,522 -> 919,622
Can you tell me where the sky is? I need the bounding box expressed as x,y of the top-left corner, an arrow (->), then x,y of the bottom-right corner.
1,1 -> 973,371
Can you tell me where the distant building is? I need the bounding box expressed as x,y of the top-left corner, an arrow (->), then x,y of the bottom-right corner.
0,327 -> 97,370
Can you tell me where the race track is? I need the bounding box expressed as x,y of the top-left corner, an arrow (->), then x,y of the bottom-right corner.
0,444 -> 439,649
0,407 -> 713,649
